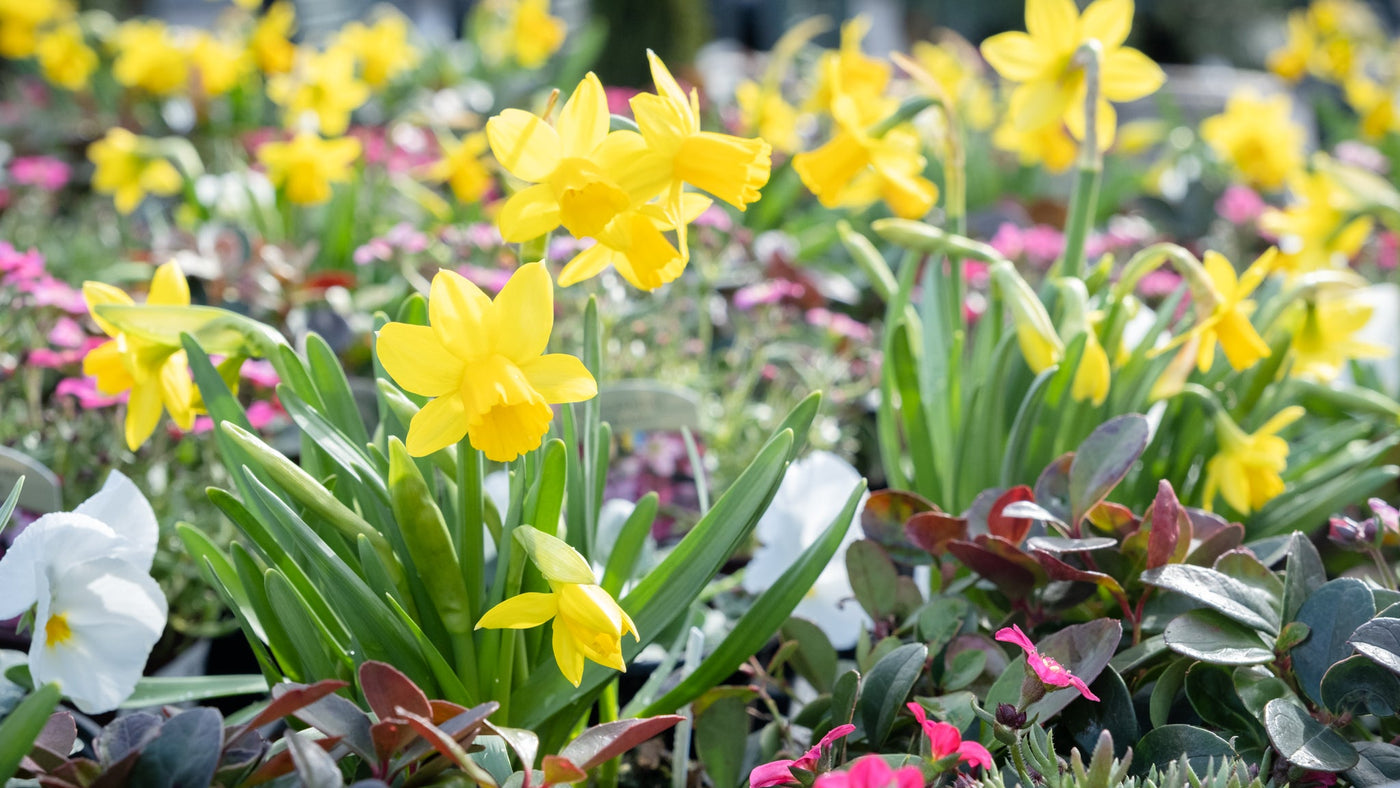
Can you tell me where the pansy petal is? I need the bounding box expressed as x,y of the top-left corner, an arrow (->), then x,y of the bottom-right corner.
491,262 -> 553,362
518,354 -> 597,403
147,261 -> 189,306
73,471 -> 157,567
405,394 -> 470,457
476,592 -> 559,629
487,108 -> 562,182
1101,47 -> 1166,102
376,323 -> 464,396
558,73 -> 609,158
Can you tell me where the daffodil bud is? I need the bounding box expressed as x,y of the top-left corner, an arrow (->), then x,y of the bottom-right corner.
992,262 -> 1063,373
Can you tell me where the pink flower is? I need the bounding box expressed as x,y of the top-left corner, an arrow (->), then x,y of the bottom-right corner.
605,86 -> 638,117
812,756 -> 923,788
1137,269 -> 1184,300
749,724 -> 855,787
1216,185 -> 1265,225
456,264 -> 512,295
806,308 -> 873,342
47,317 -> 87,348
1021,225 -> 1065,268
988,222 -> 1024,260
1378,232 -> 1398,271
22,276 -> 87,313
9,155 -> 71,191
353,239 -> 393,266
246,400 -> 282,430
694,205 -> 733,231
55,376 -> 125,409
995,624 -> 1099,702
240,359 -> 280,388
906,703 -> 991,770
733,279 -> 804,310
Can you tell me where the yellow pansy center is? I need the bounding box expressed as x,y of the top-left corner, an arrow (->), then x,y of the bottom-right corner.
45,613 -> 73,647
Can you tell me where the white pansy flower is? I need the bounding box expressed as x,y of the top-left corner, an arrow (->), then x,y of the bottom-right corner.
741,451 -> 870,650
0,471 -> 167,714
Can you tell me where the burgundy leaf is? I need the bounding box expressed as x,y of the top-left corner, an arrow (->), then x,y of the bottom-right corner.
947,539 -> 1039,599
360,662 -> 432,723
243,736 -> 341,786
1032,551 -> 1126,598
1185,510 -> 1243,566
905,512 -> 967,555
988,486 -> 1035,545
34,713 -> 76,760
861,490 -> 938,564
1033,453 -> 1075,524
396,709 -> 500,785
557,716 -> 684,773
542,755 -> 588,786
371,720 -> 412,762
1086,501 -> 1139,537
234,680 -> 348,742
1147,481 -> 1185,569
430,700 -> 467,726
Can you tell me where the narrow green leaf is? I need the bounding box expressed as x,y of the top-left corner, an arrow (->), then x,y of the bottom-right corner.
0,684 -> 61,781
121,675 -> 268,709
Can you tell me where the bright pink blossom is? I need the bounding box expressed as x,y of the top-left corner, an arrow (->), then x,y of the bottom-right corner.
1379,232 -> 1398,271
749,724 -> 855,788
995,624 -> 1099,702
812,756 -> 923,788
905,703 -> 992,770
47,317 -> 87,348
55,376 -> 125,409
1216,185 -> 1265,225
9,155 -> 71,191
240,359 -> 280,388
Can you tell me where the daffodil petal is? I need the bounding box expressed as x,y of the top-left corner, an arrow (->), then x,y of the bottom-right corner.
1079,0 -> 1133,49
1258,405 -> 1305,436
159,352 -> 195,430
476,592 -> 559,629
405,394 -> 470,457
1101,47 -> 1166,102
491,262 -> 553,361
646,50 -> 689,108
487,108 -> 562,183
83,340 -> 135,394
147,261 -> 190,306
125,381 -> 163,450
552,615 -> 586,686
83,282 -> 134,338
376,323 -> 465,396
558,73 -> 610,158
1026,0 -> 1080,54
518,354 -> 597,404
1202,251 -> 1240,300
557,244 -> 618,287
497,184 -> 562,243
515,526 -> 596,584
980,31 -> 1048,83
428,270 -> 492,355
1012,81 -> 1074,132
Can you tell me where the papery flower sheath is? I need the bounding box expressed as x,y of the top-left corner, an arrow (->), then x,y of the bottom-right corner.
82,261 -> 197,449
376,263 -> 596,461
476,526 -> 636,686
996,624 -> 1100,702
0,471 -> 166,714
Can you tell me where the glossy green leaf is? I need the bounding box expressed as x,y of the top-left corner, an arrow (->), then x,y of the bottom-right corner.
1350,617 -> 1400,676
1129,725 -> 1235,777
1234,665 -> 1294,717
781,618 -> 838,694
847,540 -> 899,620
1140,564 -> 1279,634
1294,578 -> 1375,705
1185,662 -> 1262,742
1149,658 -> 1189,728
600,492 -> 658,598
1060,666 -> 1137,759
1282,532 -> 1325,624
1263,698 -> 1358,771
1321,655 -> 1400,717
305,332 -> 370,447
1068,414 -> 1149,526
1164,609 -> 1274,665
696,696 -> 748,788
859,643 -> 927,746
1346,742 -> 1400,785
121,675 -> 269,710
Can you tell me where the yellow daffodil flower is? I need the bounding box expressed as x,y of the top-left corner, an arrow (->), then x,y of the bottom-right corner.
269,47 -> 370,135
806,17 -> 894,125
630,52 -> 772,253
249,1 -> 297,75
1289,291 -> 1388,382
1200,92 -> 1305,192
980,0 -> 1165,148
993,117 -> 1077,172
376,263 -> 596,461
189,32 -> 251,97
477,526 -> 636,687
35,22 -> 96,92
1344,77 -> 1400,140
1268,11 -> 1314,82
912,38 -> 997,131
1259,162 -> 1373,275
992,261 -> 1064,373
508,0 -> 565,69
558,193 -> 712,291
736,80 -> 802,155
88,128 -> 183,215
430,133 -> 493,204
1164,249 -> 1274,373
0,0 -> 68,59
1070,330 -> 1111,406
109,19 -> 189,96
333,14 -> 419,88
82,262 -> 196,450
791,90 -> 938,220
1202,406 -> 1304,514
257,132 -> 361,205
487,72 -> 649,242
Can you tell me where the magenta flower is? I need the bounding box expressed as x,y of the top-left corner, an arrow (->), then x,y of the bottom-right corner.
905,703 -> 992,770
55,376 -> 125,409
240,359 -> 280,389
9,156 -> 71,191
1215,184 -> 1265,225
47,317 -> 87,349
811,756 -> 923,788
749,724 -> 855,788
995,624 -> 1099,702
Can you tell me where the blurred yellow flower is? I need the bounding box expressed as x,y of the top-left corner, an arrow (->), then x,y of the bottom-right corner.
508,0 -> 565,69
257,132 -> 361,205
110,19 -> 189,96
35,22 -> 96,92
1200,92 -> 1305,192
269,47 -> 370,135
1165,249 -> 1274,373
82,262 -> 196,450
1289,290 -> 1388,382
486,72 -> 646,242
992,261 -> 1064,373
249,1 -> 297,75
88,128 -> 183,215
476,526 -> 636,687
1071,330 -> 1111,406
1259,162 -> 1373,275
334,13 -> 419,88
1268,11 -> 1314,82
736,80 -> 801,155
1268,0 -> 1379,84
1344,77 -> 1400,140
0,0 -> 68,59
912,38 -> 996,131
376,264 -> 596,460
558,194 -> 712,291
792,98 -> 938,220
980,0 -> 1165,148
993,117 -> 1077,173
630,51 -> 772,253
190,32 -> 251,97
807,17 -> 894,125
1202,406 -> 1303,514
429,133 -> 493,204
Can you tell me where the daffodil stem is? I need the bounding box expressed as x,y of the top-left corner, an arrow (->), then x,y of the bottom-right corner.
459,441 -> 485,621
1058,41 -> 1104,281
942,102 -> 968,333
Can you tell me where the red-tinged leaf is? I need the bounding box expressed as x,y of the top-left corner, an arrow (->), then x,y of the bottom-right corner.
542,755 -> 588,786
861,490 -> 938,564
988,486 -> 1035,545
437,702 -> 499,742
1186,514 -> 1244,567
1068,414 -> 1150,526
361,661 -> 432,723
1032,551 -> 1127,599
372,719 -> 413,761
20,746 -> 66,775
34,712 -> 76,759
1147,481 -> 1186,569
947,540 -> 1039,599
1034,454 -> 1075,525
905,512 -> 967,555
236,680 -> 349,739
1087,501 -> 1139,538
395,708 -> 474,767
485,722 -> 539,788
430,700 -> 467,726
557,716 -> 685,773
244,736 -> 342,786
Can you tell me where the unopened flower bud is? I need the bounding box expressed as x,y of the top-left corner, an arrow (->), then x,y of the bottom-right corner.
996,702 -> 1027,729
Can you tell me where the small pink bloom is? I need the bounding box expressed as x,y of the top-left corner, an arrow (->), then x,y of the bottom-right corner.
55,376 -> 125,409
246,400 -> 282,430
995,624 -> 1099,702
1021,225 -> 1065,268
47,316 -> 87,348
988,222 -> 1024,260
605,87 -> 638,117
806,308 -> 873,342
962,260 -> 990,289
353,239 -> 393,265
385,222 -> 429,253
27,348 -> 69,368
733,279 -> 803,310
905,702 -> 992,770
1216,185 -> 1265,225
1137,269 -> 1183,300
457,264 -> 513,294
9,155 -> 71,191
694,205 -> 733,231
1378,232 -> 1398,271
240,359 -> 280,388
812,756 -> 923,788
189,416 -> 216,435
749,724 -> 855,788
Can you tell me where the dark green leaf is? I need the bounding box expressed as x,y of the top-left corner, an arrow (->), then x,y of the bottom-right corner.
1186,663 -> 1262,742
942,649 -> 985,692
0,684 -> 61,781
1149,658 -> 1189,728
858,643 -> 927,746
1346,742 -> 1400,785
1234,665 -> 1294,717
1140,564 -> 1279,633
1263,698 -> 1358,771
129,708 -> 224,788
1321,655 -> 1400,717
696,697 -> 749,788
1351,617 -> 1400,676
781,619 -> 838,694
847,540 -> 899,619
1130,725 -> 1235,776
1283,533 -> 1325,624
1164,609 -> 1274,665
1060,666 -> 1137,759
1294,578 -> 1376,705
1068,415 -> 1149,525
